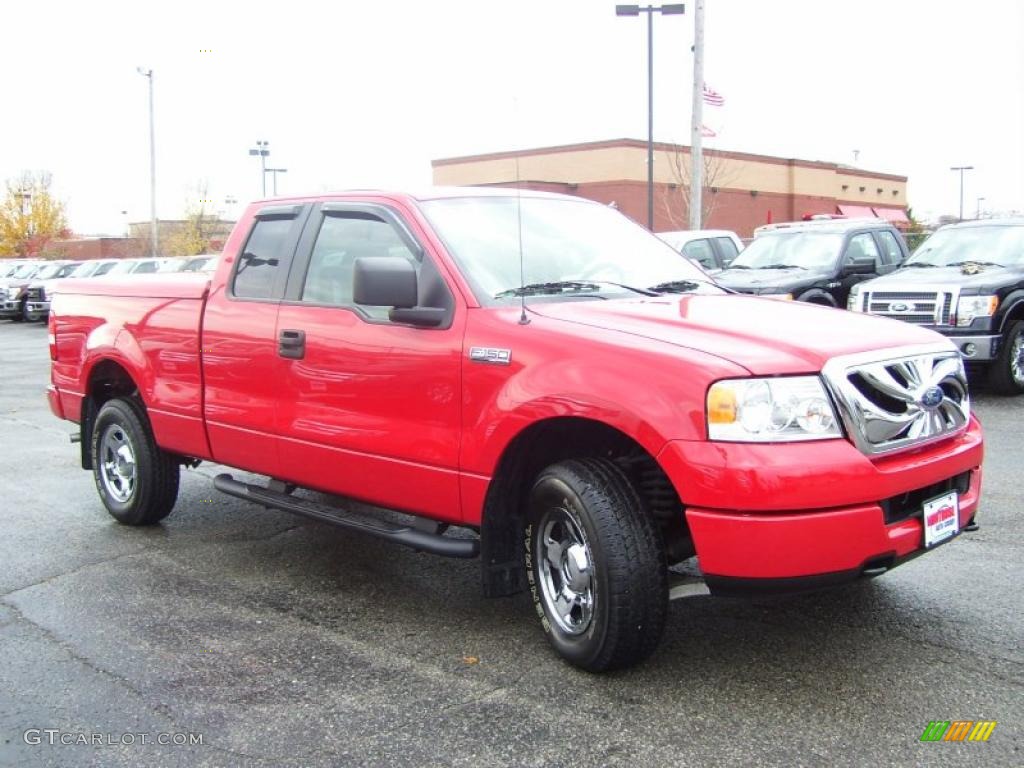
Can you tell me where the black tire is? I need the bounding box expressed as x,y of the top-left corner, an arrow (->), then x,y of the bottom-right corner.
22,304 -> 41,322
987,320 -> 1024,395
524,458 -> 667,672
90,397 -> 179,525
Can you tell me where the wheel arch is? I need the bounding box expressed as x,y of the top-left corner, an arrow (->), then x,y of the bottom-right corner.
796,288 -> 837,306
479,415 -> 686,598
997,294 -> 1024,333
79,358 -> 143,470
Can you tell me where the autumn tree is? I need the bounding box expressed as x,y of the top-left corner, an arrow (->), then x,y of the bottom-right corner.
0,172 -> 70,257
165,182 -> 220,256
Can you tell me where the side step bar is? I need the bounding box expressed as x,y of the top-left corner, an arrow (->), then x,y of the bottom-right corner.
213,474 -> 479,559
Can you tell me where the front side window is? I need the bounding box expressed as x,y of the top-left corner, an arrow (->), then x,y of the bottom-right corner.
233,217 -> 295,299
845,233 -> 880,267
876,230 -> 904,265
715,236 -> 740,265
682,239 -> 717,270
133,260 -> 159,274
421,196 -> 718,304
301,214 -> 420,320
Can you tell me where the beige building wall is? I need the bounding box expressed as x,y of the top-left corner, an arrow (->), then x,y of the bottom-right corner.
433,142 -> 907,206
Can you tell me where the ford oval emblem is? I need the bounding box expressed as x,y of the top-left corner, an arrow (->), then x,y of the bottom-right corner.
890,302 -> 909,312
920,386 -> 944,409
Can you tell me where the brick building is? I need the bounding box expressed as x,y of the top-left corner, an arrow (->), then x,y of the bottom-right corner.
432,138 -> 910,237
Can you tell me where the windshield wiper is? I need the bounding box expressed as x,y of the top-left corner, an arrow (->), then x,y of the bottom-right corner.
757,263 -> 806,270
947,260 -> 1006,268
723,264 -> 751,270
901,261 -> 939,268
648,278 -> 728,295
495,280 -> 659,299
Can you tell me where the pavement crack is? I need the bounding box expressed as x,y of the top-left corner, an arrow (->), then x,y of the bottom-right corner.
0,549 -> 152,600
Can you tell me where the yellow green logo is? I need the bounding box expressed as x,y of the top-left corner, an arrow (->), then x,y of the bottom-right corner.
920,721 -> 997,742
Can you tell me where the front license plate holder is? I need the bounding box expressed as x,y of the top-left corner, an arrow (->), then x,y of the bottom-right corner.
922,491 -> 959,549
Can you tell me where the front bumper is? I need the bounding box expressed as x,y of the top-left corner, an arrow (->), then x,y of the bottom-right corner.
658,416 -> 984,591
0,299 -> 22,317
941,333 -> 1000,362
25,300 -> 51,317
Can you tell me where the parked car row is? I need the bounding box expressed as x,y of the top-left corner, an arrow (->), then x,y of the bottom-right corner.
660,216 -> 1024,394
0,255 -> 219,322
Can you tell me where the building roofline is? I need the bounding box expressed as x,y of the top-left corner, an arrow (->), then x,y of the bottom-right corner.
431,138 -> 907,182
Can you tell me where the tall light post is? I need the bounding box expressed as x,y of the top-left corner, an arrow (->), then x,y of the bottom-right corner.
265,168 -> 288,196
950,165 -> 973,221
688,0 -> 704,229
136,67 -> 157,257
249,141 -> 270,196
615,3 -> 686,232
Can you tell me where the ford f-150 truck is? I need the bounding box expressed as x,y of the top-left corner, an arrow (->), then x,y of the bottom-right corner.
47,189 -> 984,671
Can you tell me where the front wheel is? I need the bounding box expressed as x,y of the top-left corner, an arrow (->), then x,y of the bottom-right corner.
91,397 -> 180,525
525,458 -> 667,672
988,320 -> 1024,395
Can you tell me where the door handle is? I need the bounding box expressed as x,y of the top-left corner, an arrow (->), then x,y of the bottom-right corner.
278,329 -> 306,359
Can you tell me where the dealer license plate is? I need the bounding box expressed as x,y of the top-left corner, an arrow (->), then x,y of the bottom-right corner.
922,491 -> 959,549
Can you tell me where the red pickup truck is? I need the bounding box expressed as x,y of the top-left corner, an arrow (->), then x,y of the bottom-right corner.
47,189 -> 984,671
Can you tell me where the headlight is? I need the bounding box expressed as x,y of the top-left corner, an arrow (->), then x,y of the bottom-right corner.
758,292 -> 793,301
955,295 -> 998,326
707,376 -> 842,442
847,284 -> 863,311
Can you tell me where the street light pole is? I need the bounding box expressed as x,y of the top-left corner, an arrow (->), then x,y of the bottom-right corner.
689,0 -> 704,230
265,168 -> 288,196
249,141 -> 270,197
616,4 -> 686,232
950,165 -> 973,221
137,67 -> 157,257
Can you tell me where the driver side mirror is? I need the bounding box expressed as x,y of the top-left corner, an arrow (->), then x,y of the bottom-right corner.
352,256 -> 445,328
842,255 -> 876,276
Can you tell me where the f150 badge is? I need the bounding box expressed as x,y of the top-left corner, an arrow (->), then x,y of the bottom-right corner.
470,347 -> 512,365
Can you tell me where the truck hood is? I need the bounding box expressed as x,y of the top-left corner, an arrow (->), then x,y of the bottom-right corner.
862,264 -> 1024,292
716,267 -> 830,294
527,295 -> 950,375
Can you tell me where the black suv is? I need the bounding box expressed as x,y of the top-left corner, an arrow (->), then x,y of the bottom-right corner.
716,218 -> 908,307
850,218 -> 1024,394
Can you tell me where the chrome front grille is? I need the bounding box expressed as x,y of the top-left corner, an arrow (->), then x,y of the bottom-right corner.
822,345 -> 970,456
864,288 -> 956,326
26,286 -> 44,301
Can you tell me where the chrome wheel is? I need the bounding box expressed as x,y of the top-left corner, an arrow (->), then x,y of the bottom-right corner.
1011,332 -> 1024,385
535,507 -> 595,636
99,424 -> 137,503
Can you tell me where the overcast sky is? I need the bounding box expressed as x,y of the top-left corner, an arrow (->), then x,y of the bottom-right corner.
1,0 -> 1021,235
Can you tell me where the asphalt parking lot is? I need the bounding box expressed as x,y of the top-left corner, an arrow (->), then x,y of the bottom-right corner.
0,319 -> 1021,767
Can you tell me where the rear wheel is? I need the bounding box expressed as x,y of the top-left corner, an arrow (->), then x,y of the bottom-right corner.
525,458 -> 667,672
91,397 -> 180,525
988,320 -> 1024,395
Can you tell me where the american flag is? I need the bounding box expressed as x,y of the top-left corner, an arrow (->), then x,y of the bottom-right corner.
702,83 -> 725,107
700,125 -> 717,138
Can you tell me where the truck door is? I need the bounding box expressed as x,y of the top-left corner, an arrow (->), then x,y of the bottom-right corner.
273,201 -> 465,523
202,203 -> 310,477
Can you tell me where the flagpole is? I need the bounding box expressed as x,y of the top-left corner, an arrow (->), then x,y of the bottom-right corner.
689,0 -> 705,229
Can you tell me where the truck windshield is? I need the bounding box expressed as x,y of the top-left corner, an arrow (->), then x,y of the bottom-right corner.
420,196 -> 720,304
727,233 -> 844,271
34,263 -> 70,280
906,225 -> 1024,267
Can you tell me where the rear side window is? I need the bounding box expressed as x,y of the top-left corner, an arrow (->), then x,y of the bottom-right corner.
681,239 -> 717,270
714,236 -> 740,265
134,261 -> 159,274
94,262 -> 116,276
876,230 -> 904,265
233,217 -> 295,300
